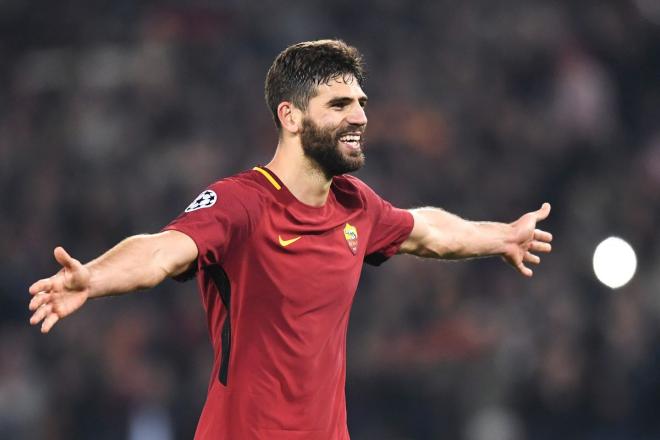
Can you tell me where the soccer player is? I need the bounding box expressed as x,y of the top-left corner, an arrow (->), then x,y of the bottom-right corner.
28,40 -> 553,439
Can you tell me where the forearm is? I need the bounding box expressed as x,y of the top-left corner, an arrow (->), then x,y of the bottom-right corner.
29,230 -> 197,332
409,208 -> 513,259
86,234 -> 176,298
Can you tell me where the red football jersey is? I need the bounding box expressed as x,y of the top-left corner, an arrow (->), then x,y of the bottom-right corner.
164,167 -> 414,440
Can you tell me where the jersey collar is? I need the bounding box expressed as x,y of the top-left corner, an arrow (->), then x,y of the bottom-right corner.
252,166 -> 336,211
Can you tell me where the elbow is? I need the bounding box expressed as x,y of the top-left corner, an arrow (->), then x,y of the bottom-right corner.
151,248 -> 178,283
133,265 -> 167,290
126,235 -> 175,288
423,231 -> 466,259
426,244 -> 460,259
151,244 -> 193,282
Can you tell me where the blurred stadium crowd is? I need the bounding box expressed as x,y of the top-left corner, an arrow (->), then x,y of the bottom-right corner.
2,1 -> 660,439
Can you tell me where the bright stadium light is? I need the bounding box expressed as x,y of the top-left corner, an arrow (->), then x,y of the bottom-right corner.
592,237 -> 637,289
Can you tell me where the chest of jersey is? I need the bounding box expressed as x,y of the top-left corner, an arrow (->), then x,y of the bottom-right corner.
233,202 -> 368,315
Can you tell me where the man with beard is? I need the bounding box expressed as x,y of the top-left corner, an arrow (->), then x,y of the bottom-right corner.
28,40 -> 553,439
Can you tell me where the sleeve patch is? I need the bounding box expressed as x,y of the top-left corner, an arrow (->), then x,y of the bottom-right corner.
185,190 -> 217,212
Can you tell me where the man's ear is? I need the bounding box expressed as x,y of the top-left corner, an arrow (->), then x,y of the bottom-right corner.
277,102 -> 303,134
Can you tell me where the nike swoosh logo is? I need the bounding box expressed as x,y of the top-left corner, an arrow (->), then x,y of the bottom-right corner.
278,235 -> 302,247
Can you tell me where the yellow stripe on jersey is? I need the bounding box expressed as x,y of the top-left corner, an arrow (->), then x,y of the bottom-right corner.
253,166 -> 281,190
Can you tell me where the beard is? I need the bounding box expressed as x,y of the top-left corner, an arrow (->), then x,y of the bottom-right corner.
300,117 -> 366,178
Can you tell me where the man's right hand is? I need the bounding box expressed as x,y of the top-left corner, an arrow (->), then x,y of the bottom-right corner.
29,246 -> 91,333
28,231 -> 198,333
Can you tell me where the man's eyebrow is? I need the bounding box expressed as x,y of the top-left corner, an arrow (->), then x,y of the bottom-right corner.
327,96 -> 369,106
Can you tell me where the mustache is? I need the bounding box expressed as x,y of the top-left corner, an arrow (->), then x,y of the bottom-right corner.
334,124 -> 366,137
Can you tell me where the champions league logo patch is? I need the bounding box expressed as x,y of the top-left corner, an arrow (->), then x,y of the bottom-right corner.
343,223 -> 358,255
185,190 -> 217,212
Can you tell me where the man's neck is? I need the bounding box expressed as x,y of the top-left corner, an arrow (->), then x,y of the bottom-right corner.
266,141 -> 332,207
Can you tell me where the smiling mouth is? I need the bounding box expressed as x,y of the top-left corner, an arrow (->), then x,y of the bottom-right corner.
338,132 -> 362,150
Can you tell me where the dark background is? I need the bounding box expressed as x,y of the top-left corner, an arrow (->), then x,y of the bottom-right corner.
2,1 -> 660,439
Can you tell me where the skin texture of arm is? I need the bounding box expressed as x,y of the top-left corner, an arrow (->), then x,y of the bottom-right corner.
399,203 -> 553,277
28,230 -> 198,333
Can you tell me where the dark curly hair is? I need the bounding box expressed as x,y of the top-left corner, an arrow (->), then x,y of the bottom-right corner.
264,39 -> 366,129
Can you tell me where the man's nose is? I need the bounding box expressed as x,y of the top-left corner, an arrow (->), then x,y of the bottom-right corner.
347,105 -> 367,126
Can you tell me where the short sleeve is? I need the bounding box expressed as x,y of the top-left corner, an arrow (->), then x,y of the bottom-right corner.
353,179 -> 414,266
162,179 -> 253,279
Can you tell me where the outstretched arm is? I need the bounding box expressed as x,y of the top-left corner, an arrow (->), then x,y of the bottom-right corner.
28,230 -> 198,333
399,203 -> 553,277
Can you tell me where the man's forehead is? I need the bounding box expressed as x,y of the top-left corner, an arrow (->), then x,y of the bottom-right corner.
314,75 -> 366,99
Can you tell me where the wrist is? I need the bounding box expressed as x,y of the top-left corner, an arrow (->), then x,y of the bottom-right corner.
84,263 -> 101,299
500,222 -> 518,256
482,222 -> 516,256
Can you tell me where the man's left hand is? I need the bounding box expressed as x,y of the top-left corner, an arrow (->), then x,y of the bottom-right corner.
503,203 -> 553,277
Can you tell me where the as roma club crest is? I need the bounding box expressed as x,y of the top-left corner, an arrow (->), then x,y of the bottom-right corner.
343,223 -> 358,255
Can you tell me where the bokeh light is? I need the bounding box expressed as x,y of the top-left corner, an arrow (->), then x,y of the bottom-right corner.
592,237 -> 637,289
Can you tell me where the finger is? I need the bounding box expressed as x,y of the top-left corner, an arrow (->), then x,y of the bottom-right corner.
29,278 -> 52,295
524,252 -> 541,265
534,229 -> 553,243
30,303 -> 53,325
41,313 -> 60,333
534,203 -> 551,222
29,292 -> 51,311
517,262 -> 533,277
530,241 -> 552,253
54,246 -> 80,270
